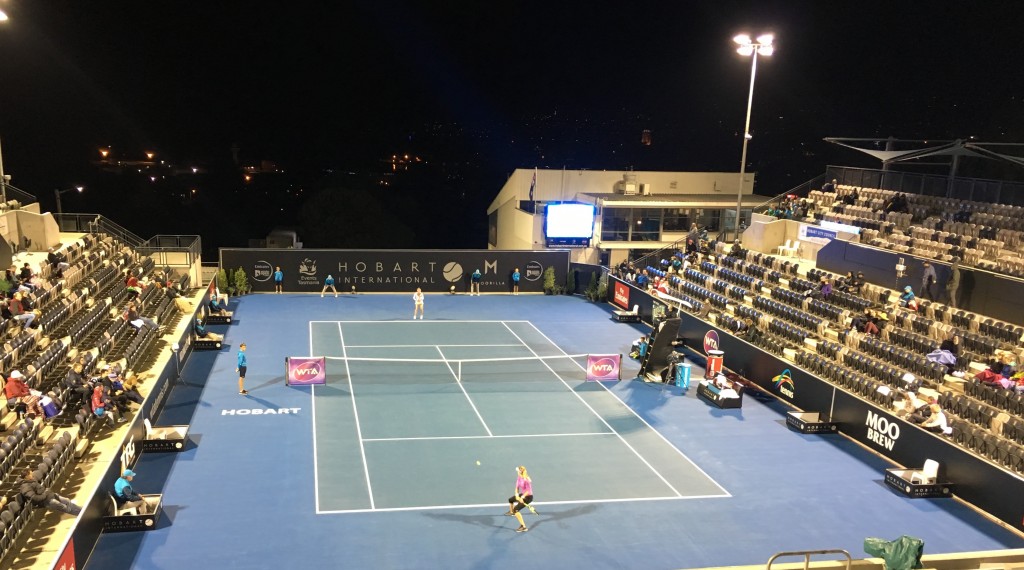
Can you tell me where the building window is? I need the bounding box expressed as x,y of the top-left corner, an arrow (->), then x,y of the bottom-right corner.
695,209 -> 721,233
662,208 -> 691,232
601,208 -> 630,241
632,209 -> 661,241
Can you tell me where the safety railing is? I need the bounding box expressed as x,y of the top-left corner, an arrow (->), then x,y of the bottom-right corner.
766,548 -> 852,570
751,172 -> 830,215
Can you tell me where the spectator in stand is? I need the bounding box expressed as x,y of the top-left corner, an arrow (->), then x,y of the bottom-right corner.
835,271 -> 853,293
4,370 -> 44,418
635,270 -> 649,289
921,403 -> 949,434
91,384 -> 126,426
9,291 -> 36,328
160,281 -> 194,313
849,272 -> 865,296
19,469 -> 82,516
822,179 -> 837,194
114,469 -> 149,514
194,316 -> 224,342
47,247 -> 70,277
819,277 -> 833,300
685,237 -> 697,255
939,332 -> 961,357
898,286 -> 917,310
729,240 -> 744,258
17,263 -> 35,291
63,362 -> 93,407
946,258 -> 961,308
123,301 -> 159,332
921,261 -> 937,301
906,393 -> 933,424
125,274 -> 144,300
105,367 -> 143,407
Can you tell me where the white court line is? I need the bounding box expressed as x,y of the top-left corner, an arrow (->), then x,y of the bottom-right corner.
523,321 -> 732,498
310,322 -> 322,514
338,322 -> 377,511
317,494 -> 728,515
437,345 -> 493,437
309,320 -> 533,324
502,322 -> 683,498
362,432 -> 612,442
305,319 -> 532,325
345,343 -> 522,348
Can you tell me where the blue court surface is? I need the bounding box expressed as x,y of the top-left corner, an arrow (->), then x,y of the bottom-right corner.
88,294 -> 1024,570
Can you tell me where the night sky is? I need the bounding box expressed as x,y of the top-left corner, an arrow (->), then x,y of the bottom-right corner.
0,1 -> 1021,250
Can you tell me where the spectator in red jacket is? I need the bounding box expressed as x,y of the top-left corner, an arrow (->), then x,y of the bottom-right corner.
4,370 -> 44,418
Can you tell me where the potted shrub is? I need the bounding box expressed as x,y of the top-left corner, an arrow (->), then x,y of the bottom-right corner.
234,267 -> 250,295
542,266 -> 556,295
217,268 -> 232,295
585,273 -> 599,301
565,269 -> 576,295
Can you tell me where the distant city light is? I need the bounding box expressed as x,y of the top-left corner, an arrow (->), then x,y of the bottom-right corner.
192,167 -> 198,173
99,148 -> 110,158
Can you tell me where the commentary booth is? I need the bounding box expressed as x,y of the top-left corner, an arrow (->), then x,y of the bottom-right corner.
608,275 -> 1024,534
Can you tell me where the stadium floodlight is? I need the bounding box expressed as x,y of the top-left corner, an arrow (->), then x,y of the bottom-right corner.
732,32 -> 775,241
0,11 -> 8,22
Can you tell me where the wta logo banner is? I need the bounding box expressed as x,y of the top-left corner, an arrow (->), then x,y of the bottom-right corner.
586,354 -> 621,381
703,330 -> 720,354
286,357 -> 327,386
772,369 -> 795,399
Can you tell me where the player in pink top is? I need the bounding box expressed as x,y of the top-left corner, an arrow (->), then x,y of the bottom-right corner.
505,465 -> 534,532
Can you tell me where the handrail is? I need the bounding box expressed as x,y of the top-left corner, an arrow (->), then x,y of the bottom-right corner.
766,548 -> 853,570
750,172 -> 830,213
0,182 -> 38,205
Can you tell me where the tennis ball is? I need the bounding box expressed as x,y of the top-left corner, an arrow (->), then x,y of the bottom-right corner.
443,261 -> 463,282
475,460 -> 481,466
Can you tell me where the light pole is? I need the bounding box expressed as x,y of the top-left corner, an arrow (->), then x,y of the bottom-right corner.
54,186 -> 84,222
0,11 -> 9,204
733,33 -> 774,240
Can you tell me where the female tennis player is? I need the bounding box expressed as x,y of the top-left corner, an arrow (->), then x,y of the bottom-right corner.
506,465 -> 533,532
412,287 -> 424,319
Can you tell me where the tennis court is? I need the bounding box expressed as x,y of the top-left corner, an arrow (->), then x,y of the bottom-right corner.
308,320 -> 729,513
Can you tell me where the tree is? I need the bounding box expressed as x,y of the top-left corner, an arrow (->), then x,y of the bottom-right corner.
217,268 -> 230,292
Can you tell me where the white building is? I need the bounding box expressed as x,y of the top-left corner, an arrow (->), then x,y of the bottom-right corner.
486,168 -> 766,266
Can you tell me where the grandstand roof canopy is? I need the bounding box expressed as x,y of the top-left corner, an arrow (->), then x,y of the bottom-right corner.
825,138 -> 1024,168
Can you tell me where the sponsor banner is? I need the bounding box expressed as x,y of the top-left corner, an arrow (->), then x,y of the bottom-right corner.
772,369 -> 795,399
613,281 -> 630,309
586,354 -> 621,381
287,357 -> 327,386
220,249 -> 568,293
799,225 -> 837,242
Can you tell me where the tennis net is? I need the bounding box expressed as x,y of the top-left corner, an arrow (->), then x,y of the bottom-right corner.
323,353 -> 590,385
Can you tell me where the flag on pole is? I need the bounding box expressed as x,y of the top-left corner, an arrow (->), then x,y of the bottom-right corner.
529,169 -> 537,202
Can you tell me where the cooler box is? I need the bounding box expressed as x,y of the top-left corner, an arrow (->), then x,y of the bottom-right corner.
675,363 -> 691,388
